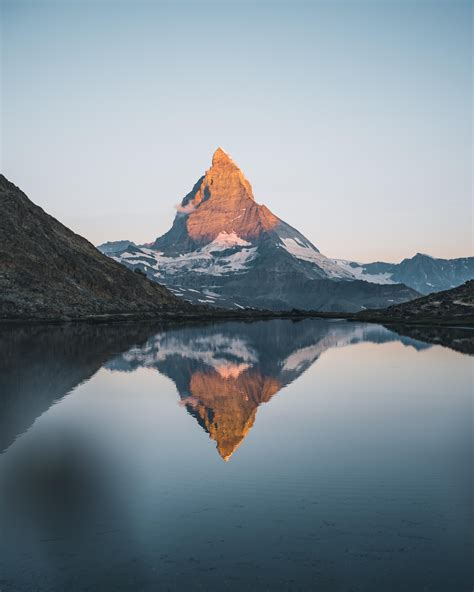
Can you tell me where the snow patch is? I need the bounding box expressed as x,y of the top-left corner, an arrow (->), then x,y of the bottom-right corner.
215,362 -> 250,379
114,333 -> 258,374
210,231 -> 251,249
125,238 -> 258,278
332,259 -> 396,285
281,238 -> 353,279
282,344 -> 322,372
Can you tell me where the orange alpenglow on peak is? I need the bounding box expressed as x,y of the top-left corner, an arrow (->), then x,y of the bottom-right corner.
181,147 -> 280,244
185,367 -> 282,461
211,146 -> 235,167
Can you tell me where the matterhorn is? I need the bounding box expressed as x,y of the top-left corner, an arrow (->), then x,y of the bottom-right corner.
99,148 -> 417,311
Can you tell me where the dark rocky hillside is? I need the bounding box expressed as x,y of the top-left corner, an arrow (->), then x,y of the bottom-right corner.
357,280 -> 474,326
0,175 -> 190,321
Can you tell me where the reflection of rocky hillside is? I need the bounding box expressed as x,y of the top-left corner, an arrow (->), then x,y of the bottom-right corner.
0,323 -> 163,452
107,319 -> 426,460
389,324 -> 474,355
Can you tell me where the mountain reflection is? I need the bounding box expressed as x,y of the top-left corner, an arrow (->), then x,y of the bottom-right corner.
106,319 -> 432,460
185,370 -> 280,460
1,319 -> 471,459
1,320 -> 471,592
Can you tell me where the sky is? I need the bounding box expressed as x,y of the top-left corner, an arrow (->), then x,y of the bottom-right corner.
1,0 -> 472,262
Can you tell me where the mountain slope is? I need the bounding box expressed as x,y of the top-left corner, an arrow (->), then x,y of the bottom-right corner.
333,253 -> 474,294
101,148 -> 418,312
357,280 -> 474,325
0,175 -> 190,320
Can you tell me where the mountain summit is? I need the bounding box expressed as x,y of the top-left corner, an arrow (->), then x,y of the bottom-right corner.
211,146 -> 233,166
101,149 -> 419,311
154,147 -> 280,253
152,147 -> 344,278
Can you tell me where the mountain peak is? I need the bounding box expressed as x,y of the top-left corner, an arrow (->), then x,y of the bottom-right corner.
211,147 -> 234,167
414,252 -> 435,259
153,147 -> 281,248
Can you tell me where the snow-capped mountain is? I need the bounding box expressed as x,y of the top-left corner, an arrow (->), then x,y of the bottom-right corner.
99,148 -> 417,311
333,253 -> 474,295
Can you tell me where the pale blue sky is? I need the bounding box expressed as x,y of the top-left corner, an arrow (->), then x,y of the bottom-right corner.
1,0 -> 472,261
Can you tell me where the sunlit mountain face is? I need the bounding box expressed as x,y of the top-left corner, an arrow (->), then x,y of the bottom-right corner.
105,319 -> 432,460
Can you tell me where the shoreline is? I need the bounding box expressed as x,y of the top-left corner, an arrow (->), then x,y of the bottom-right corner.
0,308 -> 473,328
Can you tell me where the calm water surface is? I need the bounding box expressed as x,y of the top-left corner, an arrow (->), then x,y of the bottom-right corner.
0,319 -> 472,591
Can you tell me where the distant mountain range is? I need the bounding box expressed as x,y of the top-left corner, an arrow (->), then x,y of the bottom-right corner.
333,253 -> 474,295
0,175 -> 189,320
99,148 -> 419,312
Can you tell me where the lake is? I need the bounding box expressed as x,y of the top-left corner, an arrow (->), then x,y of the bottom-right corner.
0,319 -> 472,591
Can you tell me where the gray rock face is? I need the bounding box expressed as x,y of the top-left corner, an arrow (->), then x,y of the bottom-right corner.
100,149 -> 419,312
97,240 -> 136,255
0,175 -> 190,321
